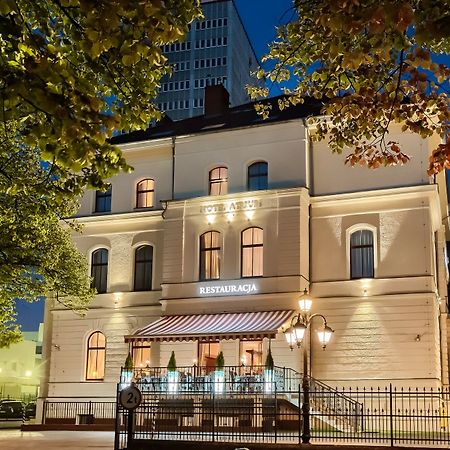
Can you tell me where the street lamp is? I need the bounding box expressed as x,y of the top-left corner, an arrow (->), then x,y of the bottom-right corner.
284,288 -> 334,444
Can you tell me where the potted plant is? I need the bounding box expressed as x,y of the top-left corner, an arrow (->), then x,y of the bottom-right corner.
121,352 -> 134,386
167,351 -> 178,393
214,351 -> 225,394
264,348 -> 275,394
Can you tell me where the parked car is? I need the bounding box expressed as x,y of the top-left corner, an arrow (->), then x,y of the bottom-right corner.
0,400 -> 24,419
25,401 -> 36,419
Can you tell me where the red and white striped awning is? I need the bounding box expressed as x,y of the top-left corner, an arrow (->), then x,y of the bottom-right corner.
125,310 -> 294,342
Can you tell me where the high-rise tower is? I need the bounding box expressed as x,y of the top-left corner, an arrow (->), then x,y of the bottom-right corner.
156,0 -> 260,121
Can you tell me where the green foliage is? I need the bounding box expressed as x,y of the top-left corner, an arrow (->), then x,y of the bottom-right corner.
167,351 -> 177,372
248,0 -> 449,172
124,353 -> 133,370
0,0 -> 202,347
215,351 -> 225,369
265,347 -> 274,370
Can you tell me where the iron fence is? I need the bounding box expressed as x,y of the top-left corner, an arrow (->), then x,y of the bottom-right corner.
115,381 -> 450,449
42,398 -> 116,425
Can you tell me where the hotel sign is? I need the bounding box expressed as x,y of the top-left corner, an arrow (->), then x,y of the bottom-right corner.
199,282 -> 258,296
200,199 -> 262,214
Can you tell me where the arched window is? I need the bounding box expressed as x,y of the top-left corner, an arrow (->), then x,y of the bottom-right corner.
132,341 -> 151,368
350,229 -> 374,279
248,162 -> 268,191
209,167 -> 228,195
91,249 -> 108,293
95,185 -> 112,213
199,231 -> 221,280
86,331 -> 106,381
241,227 -> 263,277
134,245 -> 153,291
136,179 -> 155,208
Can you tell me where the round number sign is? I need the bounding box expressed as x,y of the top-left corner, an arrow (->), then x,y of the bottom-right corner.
119,385 -> 142,410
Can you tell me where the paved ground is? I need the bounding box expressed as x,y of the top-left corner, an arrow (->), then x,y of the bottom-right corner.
0,430 -> 114,450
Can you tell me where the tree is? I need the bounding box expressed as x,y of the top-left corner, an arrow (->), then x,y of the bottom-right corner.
0,0 -> 201,346
249,0 -> 449,173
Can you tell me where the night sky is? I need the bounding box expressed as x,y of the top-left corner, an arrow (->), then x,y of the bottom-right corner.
16,0 -> 294,332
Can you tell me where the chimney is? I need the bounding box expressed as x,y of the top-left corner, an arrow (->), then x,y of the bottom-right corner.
204,84 -> 230,116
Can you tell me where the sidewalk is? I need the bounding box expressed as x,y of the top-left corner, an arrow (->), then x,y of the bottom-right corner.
0,430 -> 114,450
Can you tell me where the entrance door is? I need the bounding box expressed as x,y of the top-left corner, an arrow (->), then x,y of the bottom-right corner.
198,341 -> 220,373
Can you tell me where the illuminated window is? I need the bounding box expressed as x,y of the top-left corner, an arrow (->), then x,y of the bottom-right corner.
240,340 -> 263,371
95,185 -> 112,213
134,245 -> 153,291
350,229 -> 374,279
209,167 -> 228,196
91,249 -> 108,294
248,162 -> 268,191
132,341 -> 151,368
86,332 -> 106,381
198,341 -> 220,373
241,227 -> 263,277
136,179 -> 155,208
199,231 -> 221,280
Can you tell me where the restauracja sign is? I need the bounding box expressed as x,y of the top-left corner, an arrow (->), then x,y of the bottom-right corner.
199,283 -> 258,296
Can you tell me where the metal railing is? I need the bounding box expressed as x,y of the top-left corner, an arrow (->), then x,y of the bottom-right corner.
115,381 -> 450,449
42,398 -> 116,425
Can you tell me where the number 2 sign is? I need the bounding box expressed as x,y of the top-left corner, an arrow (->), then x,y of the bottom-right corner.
119,385 -> 142,410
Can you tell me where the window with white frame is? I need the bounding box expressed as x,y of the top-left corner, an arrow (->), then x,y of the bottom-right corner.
134,245 -> 153,291
199,231 -> 221,281
86,331 -> 106,381
209,166 -> 228,195
136,178 -> 154,208
350,229 -> 374,279
241,227 -> 263,277
91,248 -> 108,293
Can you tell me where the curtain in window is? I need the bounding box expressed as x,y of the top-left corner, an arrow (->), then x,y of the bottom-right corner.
95,186 -> 112,212
241,227 -> 263,277
209,167 -> 228,195
132,341 -> 151,367
136,179 -> 155,208
248,162 -> 268,190
134,245 -> 153,291
86,332 -> 106,380
91,249 -> 108,293
199,231 -> 220,280
350,230 -> 374,279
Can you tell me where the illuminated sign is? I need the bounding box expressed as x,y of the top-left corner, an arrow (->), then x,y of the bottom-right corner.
199,283 -> 258,296
200,199 -> 262,214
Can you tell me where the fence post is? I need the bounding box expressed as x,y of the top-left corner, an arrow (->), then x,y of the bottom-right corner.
114,384 -> 120,450
41,400 -> 47,425
127,409 -> 134,448
298,382 -> 302,444
389,383 -> 394,447
274,384 -> 278,444
212,387 -> 215,442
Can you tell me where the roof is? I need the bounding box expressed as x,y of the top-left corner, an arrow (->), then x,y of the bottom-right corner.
111,96 -> 323,145
125,310 -> 294,342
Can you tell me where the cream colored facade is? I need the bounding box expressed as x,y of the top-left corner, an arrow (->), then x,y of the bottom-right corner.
39,114 -> 450,412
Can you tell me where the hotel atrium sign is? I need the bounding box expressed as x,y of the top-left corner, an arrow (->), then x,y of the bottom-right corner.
200,199 -> 262,214
199,282 -> 258,296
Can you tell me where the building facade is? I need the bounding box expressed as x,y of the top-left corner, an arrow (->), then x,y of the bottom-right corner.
38,96 -> 450,416
156,0 -> 259,120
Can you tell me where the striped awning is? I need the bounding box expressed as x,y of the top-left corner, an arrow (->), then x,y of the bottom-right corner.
125,310 -> 294,342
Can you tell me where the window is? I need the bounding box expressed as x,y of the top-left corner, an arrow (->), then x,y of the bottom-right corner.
134,245 -> 153,291
248,162 -> 268,191
132,341 -> 151,368
86,332 -> 106,381
91,248 -> 108,293
95,185 -> 112,213
199,231 -> 221,280
136,179 -> 154,209
198,341 -> 219,373
350,229 -> 374,279
240,340 -> 263,371
209,167 -> 228,195
241,227 -> 263,277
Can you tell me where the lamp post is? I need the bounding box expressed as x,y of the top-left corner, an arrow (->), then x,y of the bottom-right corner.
284,289 -> 334,444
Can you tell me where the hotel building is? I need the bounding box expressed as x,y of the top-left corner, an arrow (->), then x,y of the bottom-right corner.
38,88 -> 450,413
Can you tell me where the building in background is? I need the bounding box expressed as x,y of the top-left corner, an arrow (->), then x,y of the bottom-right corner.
0,324 -> 43,401
37,87 -> 450,421
156,0 -> 260,120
